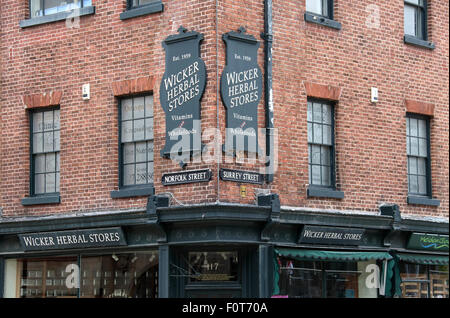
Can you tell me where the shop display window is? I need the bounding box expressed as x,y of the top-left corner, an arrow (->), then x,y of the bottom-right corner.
3,251 -> 158,298
277,258 -> 379,298
400,263 -> 449,298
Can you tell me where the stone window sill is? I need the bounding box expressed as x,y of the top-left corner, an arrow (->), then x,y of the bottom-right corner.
404,35 -> 435,50
407,195 -> 440,207
307,186 -> 344,199
304,12 -> 341,30
21,194 -> 61,206
19,6 -> 95,28
120,1 -> 164,20
110,186 -> 155,199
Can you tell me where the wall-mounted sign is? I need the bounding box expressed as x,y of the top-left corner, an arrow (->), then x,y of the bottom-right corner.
219,168 -> 263,185
220,27 -> 263,155
299,226 -> 365,246
160,26 -> 206,160
18,227 -> 127,251
162,169 -> 212,186
407,233 -> 449,251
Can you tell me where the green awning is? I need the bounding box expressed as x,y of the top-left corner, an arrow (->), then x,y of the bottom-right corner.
275,248 -> 393,262
396,253 -> 449,265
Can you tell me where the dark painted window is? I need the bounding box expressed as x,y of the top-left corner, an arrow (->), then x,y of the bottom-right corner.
119,95 -> 154,187
307,100 -> 335,187
306,0 -> 331,18
31,108 -> 60,195
29,0 -> 92,18
404,0 -> 427,40
406,115 -> 431,196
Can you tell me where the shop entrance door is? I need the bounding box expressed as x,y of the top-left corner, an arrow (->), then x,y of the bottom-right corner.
180,250 -> 245,298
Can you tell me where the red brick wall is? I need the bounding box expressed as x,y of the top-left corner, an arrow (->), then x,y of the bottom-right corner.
0,0 -> 448,218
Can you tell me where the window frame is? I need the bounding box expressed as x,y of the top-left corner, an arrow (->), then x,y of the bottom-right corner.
28,0 -> 89,18
120,0 -> 164,20
22,107 -> 61,206
307,98 -> 336,189
403,0 -> 435,49
406,113 -> 431,197
304,0 -> 341,30
111,94 -> 155,199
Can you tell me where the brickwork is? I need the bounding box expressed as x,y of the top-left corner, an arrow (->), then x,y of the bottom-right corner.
0,0 -> 448,218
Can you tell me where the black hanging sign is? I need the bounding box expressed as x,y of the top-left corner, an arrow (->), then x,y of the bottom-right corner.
162,169 -> 212,186
18,227 -> 127,251
299,226 -> 365,246
220,27 -> 263,155
160,26 -> 207,160
219,168 -> 263,184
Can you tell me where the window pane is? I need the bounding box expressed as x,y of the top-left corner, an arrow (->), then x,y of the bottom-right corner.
35,154 -> 46,173
135,163 -> 147,185
123,143 -> 135,164
321,146 -> 331,166
313,123 -> 323,144
313,103 -> 322,122
133,97 -> 145,119
408,157 -> 417,175
321,166 -> 331,186
43,111 -> 54,131
35,174 -> 45,194
33,112 -> 43,132
80,252 -> 159,298
409,137 -> 418,156
140,0 -> 156,6
56,172 -> 60,192
405,0 -> 420,5
307,101 -> 313,122
56,153 -> 60,171
123,164 -> 135,186
135,142 -> 147,163
189,252 -> 239,282
323,104 -> 332,124
418,138 -> 427,157
44,132 -> 54,152
311,145 -> 321,164
306,0 -> 323,15
33,133 -> 43,154
54,110 -> 60,130
145,95 -> 154,118
44,0 -> 81,15
46,153 -> 56,172
133,119 -> 145,141
46,173 -> 56,193
404,5 -> 417,36
121,121 -> 133,143
145,118 -> 154,140
311,165 -> 321,185
409,175 -> 418,193
54,130 -> 60,151
409,118 -> 418,136
430,265 -> 449,299
418,119 -> 426,138
147,162 -> 154,183
30,0 -> 43,17
147,142 -> 154,161
122,99 -> 133,121
84,0 -> 92,7
418,176 -> 427,195
323,125 -> 332,145
417,157 -> 426,175
307,123 -> 313,143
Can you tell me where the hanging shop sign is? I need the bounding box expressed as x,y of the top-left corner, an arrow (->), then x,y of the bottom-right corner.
299,226 -> 365,246
407,233 -> 449,251
220,27 -> 263,155
162,169 -> 212,186
18,227 -> 127,251
160,26 -> 207,159
219,168 -> 263,185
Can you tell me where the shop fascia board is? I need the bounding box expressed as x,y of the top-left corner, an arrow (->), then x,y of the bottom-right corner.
0,209 -> 149,235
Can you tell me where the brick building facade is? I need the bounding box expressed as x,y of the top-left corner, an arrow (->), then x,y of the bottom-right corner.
0,0 -> 448,298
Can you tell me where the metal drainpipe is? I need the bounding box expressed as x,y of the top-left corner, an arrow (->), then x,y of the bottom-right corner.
262,0 -> 274,183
